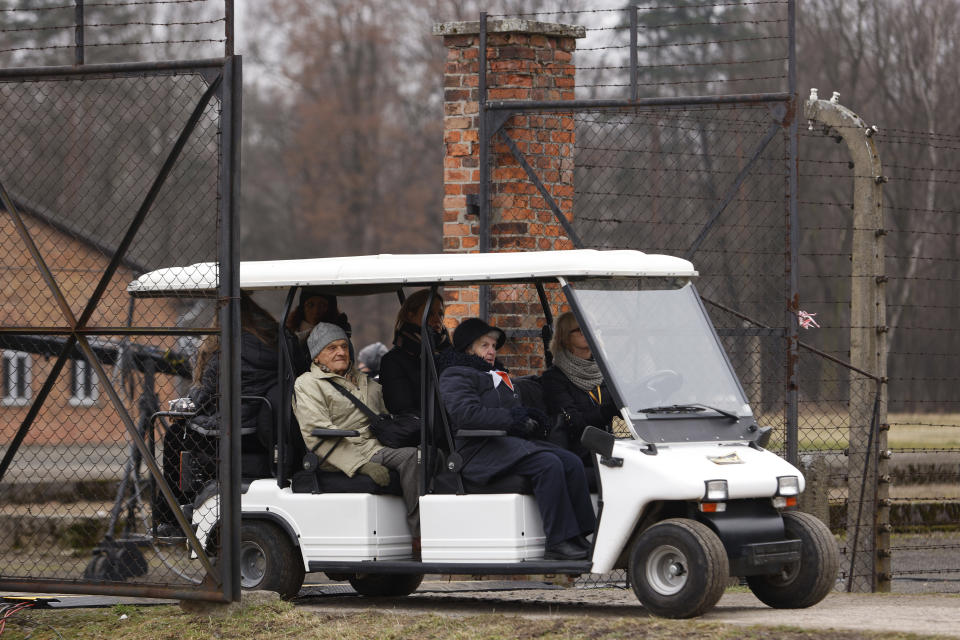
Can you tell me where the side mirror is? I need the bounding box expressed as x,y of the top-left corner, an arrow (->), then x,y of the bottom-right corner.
581,425 -> 615,458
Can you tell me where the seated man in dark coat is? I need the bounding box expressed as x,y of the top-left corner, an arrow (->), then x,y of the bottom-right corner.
437,318 -> 596,561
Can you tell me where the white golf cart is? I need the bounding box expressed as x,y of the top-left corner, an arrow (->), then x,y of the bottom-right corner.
129,249 -> 839,619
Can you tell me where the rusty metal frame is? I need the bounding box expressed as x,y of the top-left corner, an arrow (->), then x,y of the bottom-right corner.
0,57 -> 239,602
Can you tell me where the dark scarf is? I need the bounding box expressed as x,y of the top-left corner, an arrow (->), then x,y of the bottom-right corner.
436,349 -> 507,374
394,321 -> 452,358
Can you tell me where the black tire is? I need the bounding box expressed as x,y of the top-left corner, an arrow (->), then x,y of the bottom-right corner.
240,520 -> 305,599
628,518 -> 729,619
348,573 -> 424,597
746,511 -> 839,609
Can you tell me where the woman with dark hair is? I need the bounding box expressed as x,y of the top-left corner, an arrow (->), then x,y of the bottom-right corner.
541,311 -> 619,464
285,287 -> 351,342
189,294 -> 281,455
159,295 -> 282,533
379,289 -> 450,416
437,318 -> 596,561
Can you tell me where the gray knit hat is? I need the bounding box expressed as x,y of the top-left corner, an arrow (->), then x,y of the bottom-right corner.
307,322 -> 348,360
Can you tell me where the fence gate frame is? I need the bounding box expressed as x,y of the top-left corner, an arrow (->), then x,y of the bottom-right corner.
0,56 -> 242,603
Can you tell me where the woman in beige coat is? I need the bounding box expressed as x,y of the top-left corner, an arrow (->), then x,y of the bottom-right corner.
292,322 -> 419,537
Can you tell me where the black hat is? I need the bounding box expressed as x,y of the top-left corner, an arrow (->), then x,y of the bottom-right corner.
452,318 -> 506,353
299,287 -> 337,311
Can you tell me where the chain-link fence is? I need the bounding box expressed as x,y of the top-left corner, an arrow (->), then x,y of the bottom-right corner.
799,114 -> 960,592
473,0 -> 960,596
467,0 -> 959,595
0,57 -> 239,601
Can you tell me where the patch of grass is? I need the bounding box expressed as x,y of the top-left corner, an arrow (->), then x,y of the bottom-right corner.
0,602 -> 950,640
58,518 -> 106,550
778,412 -> 960,452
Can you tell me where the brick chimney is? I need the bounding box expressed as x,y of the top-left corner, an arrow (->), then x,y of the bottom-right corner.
435,19 -> 585,373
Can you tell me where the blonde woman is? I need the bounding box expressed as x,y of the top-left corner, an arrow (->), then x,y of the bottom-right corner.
541,312 -> 619,463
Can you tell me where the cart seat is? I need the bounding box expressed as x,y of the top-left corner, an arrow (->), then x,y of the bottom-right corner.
429,468 -> 533,495
291,467 -> 403,495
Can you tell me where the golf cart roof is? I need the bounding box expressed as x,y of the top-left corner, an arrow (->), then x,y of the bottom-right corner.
127,250 -> 697,297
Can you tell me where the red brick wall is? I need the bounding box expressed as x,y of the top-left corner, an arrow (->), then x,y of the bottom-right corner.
1,212 -> 183,444
439,21 -> 582,374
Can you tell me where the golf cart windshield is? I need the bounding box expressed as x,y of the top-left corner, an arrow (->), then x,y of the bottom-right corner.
567,281 -> 753,444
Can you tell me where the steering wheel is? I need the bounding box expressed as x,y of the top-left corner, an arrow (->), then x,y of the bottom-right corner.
638,369 -> 683,404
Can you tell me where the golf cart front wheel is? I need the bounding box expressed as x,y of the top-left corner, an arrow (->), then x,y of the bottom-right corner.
746,511 -> 839,609
629,518 -> 729,619
239,520 -> 305,599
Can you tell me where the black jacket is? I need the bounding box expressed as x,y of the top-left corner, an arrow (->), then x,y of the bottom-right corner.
189,331 -> 279,449
438,350 -> 564,484
379,347 -> 421,415
541,366 -> 618,460
380,323 -> 451,416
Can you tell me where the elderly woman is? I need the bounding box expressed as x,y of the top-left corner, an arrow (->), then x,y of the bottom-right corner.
379,289 -> 450,416
292,322 -> 419,536
437,318 -> 596,561
541,312 -> 619,464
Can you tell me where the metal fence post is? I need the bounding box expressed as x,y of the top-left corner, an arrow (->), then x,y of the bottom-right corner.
218,54 -> 243,602
74,0 -> 84,66
785,0 -> 800,470
804,94 -> 888,592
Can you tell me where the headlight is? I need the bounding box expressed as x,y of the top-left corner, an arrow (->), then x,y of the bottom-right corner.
777,475 -> 800,496
704,479 -> 728,501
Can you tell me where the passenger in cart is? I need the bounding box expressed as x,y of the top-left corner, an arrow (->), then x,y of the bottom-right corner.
438,318 -> 596,561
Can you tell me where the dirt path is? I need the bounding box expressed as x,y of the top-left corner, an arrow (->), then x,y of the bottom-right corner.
296,584 -> 960,638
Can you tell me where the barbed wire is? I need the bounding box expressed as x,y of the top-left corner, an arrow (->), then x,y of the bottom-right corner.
888,352 -> 960,358
581,74 -> 787,88
578,56 -> 788,71
0,17 -> 224,34
889,424 -> 960,430
576,105 -> 775,122
891,543 -> 960,551
587,18 -> 787,31
488,2 -> 787,18
579,34 -> 788,51
0,38 -> 225,55
0,0 -> 212,11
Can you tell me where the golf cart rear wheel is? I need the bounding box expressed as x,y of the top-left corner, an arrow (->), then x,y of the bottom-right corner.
746,511 -> 839,609
629,518 -> 729,619
348,573 -> 424,597
240,520 -> 305,599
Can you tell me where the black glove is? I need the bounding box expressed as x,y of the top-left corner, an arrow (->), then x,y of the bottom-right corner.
510,418 -> 541,438
509,406 -> 530,426
507,407 -> 535,438
526,407 -> 550,428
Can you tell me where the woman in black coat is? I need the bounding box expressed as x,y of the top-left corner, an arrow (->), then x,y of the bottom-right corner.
379,289 -> 450,416
188,295 -> 281,467
541,312 -> 619,464
159,295 -> 281,531
438,318 -> 596,561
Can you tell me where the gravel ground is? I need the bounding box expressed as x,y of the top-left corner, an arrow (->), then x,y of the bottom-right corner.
296,581 -> 960,638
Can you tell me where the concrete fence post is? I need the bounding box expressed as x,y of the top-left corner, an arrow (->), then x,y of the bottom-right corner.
804,91 -> 888,592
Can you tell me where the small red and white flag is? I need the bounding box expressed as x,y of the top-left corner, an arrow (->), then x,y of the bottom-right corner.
798,310 -> 820,330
